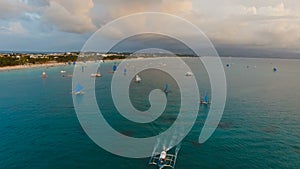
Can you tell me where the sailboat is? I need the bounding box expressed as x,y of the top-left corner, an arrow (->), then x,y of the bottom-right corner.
200,92 -> 209,105
108,63 -> 117,74
123,68 -> 127,75
74,83 -> 84,95
113,64 -> 117,72
91,67 -> 101,77
164,83 -> 169,93
135,74 -> 141,83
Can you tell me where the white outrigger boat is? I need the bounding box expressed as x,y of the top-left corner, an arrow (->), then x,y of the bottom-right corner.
90,73 -> 101,77
91,67 -> 101,77
149,145 -> 181,169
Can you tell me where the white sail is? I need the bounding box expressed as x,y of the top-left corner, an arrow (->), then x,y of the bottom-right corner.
135,74 -> 141,82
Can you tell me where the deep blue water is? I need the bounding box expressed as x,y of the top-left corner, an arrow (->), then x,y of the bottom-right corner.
0,58 -> 300,169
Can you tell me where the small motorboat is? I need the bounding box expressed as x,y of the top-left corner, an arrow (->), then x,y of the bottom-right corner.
60,70 -> 66,74
185,71 -> 193,76
41,71 -> 47,78
90,73 -> 101,77
91,73 -> 101,77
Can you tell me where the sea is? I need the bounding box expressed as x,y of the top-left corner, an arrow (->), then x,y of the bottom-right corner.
0,57 -> 299,169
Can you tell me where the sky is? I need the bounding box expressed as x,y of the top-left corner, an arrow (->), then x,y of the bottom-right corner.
0,0 -> 300,58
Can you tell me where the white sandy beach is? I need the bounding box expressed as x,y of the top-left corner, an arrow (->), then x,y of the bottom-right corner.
0,62 -> 68,72
0,57 -> 194,72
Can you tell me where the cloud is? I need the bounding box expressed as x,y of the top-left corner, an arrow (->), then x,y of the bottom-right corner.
257,2 -> 290,16
21,12 -> 41,21
233,6 -> 257,16
89,0 -> 196,38
90,0 -> 194,26
254,20 -> 300,49
0,0 -> 300,55
161,0 -> 193,15
0,22 -> 27,34
185,2 -> 300,50
0,0 -> 31,19
88,0 -> 300,51
26,0 -> 50,7
42,0 -> 96,34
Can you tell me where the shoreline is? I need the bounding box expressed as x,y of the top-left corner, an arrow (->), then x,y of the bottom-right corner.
0,62 -> 68,72
1,56 -> 299,72
0,59 -> 120,72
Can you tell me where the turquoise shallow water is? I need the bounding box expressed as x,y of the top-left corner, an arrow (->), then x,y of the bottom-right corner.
0,57 -> 300,169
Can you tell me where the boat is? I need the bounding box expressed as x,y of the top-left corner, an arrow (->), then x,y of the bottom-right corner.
60,70 -> 66,73
149,145 -> 181,169
74,83 -> 84,95
164,84 -> 169,93
108,63 -> 118,74
185,71 -> 193,76
135,74 -> 141,83
123,68 -> 127,75
91,67 -> 101,77
113,63 -> 117,72
41,71 -> 47,78
200,92 -> 209,105
90,73 -> 101,77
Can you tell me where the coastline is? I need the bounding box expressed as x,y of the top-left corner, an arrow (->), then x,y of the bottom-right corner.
1,56 -> 299,72
0,59 -> 121,72
0,62 -> 68,72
